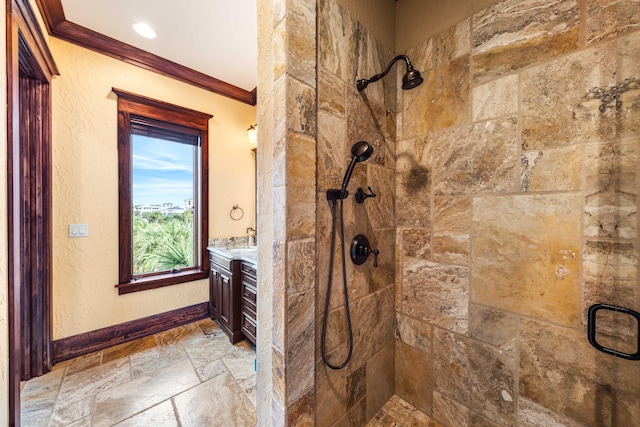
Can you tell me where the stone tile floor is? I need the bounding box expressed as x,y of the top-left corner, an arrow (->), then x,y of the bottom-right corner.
365,395 -> 442,426
20,318 -> 257,426
21,317 -> 430,426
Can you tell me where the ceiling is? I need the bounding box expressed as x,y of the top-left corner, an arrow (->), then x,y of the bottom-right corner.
57,0 -> 258,95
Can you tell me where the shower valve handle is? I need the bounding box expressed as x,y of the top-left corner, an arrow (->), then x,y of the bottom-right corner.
355,187 -> 376,204
371,249 -> 379,267
350,235 -> 379,267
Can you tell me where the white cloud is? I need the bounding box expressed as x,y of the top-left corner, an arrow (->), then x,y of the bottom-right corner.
133,153 -> 192,172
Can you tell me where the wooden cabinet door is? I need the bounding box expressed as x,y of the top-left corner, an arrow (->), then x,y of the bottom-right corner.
209,265 -> 220,319
220,270 -> 232,326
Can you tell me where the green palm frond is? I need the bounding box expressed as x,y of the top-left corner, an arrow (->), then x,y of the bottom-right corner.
132,213 -> 194,274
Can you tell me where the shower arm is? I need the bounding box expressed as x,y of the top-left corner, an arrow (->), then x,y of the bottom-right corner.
356,55 -> 414,92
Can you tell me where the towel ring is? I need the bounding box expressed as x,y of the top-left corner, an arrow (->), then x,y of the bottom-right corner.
230,205 -> 244,221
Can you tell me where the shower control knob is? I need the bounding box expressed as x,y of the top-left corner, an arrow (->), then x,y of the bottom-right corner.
350,234 -> 379,268
355,187 -> 376,204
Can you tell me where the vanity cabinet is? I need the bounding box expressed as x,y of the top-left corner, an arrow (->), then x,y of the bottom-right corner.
208,249 -> 258,345
240,262 -> 257,346
209,252 -> 244,344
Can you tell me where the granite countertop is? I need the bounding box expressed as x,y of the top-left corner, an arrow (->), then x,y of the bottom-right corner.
207,246 -> 257,265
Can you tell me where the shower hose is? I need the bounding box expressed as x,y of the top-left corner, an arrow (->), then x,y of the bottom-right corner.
321,197 -> 354,369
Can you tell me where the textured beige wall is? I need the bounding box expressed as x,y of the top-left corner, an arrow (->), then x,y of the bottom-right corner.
396,0 -> 500,52
0,0 -> 8,421
336,0 -> 395,51
50,38 -> 256,339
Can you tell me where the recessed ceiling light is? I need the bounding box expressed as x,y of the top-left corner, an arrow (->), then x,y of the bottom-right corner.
133,22 -> 156,39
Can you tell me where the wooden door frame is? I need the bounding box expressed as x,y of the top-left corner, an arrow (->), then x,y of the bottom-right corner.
6,0 -> 58,424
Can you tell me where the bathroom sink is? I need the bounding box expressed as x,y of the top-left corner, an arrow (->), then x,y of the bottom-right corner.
226,247 -> 257,263
227,247 -> 257,254
208,246 -> 257,263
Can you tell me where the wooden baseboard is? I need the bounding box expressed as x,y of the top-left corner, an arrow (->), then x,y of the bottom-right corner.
52,302 -> 209,363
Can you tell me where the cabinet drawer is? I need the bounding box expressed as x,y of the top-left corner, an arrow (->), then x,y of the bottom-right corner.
242,313 -> 257,344
241,262 -> 257,278
241,272 -> 256,290
242,283 -> 257,304
209,253 -> 233,270
242,300 -> 256,320
243,297 -> 257,315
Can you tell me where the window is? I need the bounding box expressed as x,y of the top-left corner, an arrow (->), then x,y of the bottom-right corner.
114,88 -> 211,294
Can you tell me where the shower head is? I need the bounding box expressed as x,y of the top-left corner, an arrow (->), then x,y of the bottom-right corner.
341,141 -> 373,192
402,67 -> 423,90
351,140 -> 374,162
356,55 -> 423,92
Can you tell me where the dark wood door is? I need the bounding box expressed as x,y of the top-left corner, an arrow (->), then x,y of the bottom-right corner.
17,75 -> 52,381
7,1 -> 59,424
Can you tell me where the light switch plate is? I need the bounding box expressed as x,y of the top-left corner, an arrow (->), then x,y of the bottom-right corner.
69,223 -> 89,237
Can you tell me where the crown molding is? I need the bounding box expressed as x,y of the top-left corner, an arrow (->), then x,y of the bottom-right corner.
34,0 -> 256,106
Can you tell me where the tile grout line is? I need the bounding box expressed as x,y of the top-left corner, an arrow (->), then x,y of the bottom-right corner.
222,356 -> 258,407
22,319 -> 256,425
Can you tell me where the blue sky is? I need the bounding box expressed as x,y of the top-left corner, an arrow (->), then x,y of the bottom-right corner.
132,135 -> 194,207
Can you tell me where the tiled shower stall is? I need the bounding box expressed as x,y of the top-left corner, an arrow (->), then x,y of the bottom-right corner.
257,0 -> 640,425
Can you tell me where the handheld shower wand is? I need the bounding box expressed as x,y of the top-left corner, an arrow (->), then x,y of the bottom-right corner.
322,141 -> 373,369
327,141 -> 374,201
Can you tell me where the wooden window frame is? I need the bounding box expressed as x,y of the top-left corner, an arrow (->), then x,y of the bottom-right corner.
113,88 -> 212,294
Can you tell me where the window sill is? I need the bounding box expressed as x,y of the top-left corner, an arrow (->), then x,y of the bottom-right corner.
116,270 -> 209,295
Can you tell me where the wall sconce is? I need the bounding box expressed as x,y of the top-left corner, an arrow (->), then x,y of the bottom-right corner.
247,124 -> 257,146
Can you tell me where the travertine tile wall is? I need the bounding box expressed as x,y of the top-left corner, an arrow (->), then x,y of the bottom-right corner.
256,0 -> 317,425
259,0 -> 397,425
396,0 -> 640,426
260,0 -> 638,425
256,0 -> 275,424
315,0 -> 397,425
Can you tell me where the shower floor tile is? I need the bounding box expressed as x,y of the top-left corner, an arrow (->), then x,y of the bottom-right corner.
366,395 -> 439,426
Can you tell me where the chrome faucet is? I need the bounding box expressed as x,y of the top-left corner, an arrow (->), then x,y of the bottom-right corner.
246,227 -> 256,246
